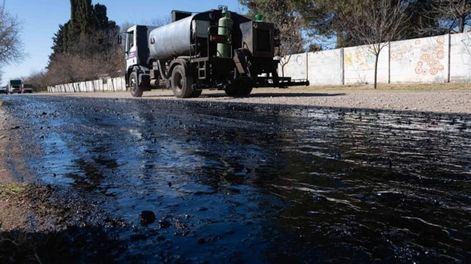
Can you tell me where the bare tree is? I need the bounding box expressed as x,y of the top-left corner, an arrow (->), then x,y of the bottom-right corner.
433,0 -> 471,33
242,0 -> 304,77
339,0 -> 410,89
277,15 -> 305,77
23,70 -> 48,92
0,3 -> 23,66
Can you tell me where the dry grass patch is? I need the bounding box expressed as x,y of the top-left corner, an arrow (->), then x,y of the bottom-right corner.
0,184 -> 27,198
284,82 -> 471,92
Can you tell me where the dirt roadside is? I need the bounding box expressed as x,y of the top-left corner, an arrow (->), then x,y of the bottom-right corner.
0,100 -> 41,231
0,100 -> 116,233
43,84 -> 471,114
0,100 -> 12,183
0,99 -> 32,231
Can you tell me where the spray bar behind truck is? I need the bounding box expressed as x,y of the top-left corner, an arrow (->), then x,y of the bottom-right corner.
123,7 -> 309,98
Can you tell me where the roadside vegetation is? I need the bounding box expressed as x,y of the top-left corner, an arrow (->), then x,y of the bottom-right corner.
24,0 -> 124,91
0,2 -> 23,85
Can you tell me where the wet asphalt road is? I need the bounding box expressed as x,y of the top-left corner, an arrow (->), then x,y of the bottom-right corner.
1,95 -> 471,263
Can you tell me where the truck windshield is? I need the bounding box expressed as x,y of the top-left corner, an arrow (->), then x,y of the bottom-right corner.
10,80 -> 22,88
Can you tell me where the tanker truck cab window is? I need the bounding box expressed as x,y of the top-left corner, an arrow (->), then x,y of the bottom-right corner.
126,31 -> 135,52
126,29 -> 137,67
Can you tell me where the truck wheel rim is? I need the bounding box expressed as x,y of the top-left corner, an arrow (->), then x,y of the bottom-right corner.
174,72 -> 183,92
131,77 -> 137,92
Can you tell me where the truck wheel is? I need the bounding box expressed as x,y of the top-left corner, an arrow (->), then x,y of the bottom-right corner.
130,72 -> 144,98
225,80 -> 253,97
171,65 -> 194,98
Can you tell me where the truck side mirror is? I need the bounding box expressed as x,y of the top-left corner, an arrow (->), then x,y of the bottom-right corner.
118,35 -> 122,45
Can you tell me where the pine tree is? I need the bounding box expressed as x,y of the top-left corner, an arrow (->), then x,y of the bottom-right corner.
47,0 -> 123,83
49,0 -> 119,62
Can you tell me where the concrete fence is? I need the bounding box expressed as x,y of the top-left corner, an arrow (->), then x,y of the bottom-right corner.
282,32 -> 471,85
48,76 -> 126,93
48,32 -> 471,93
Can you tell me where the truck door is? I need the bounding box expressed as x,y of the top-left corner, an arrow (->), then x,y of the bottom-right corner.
126,29 -> 137,69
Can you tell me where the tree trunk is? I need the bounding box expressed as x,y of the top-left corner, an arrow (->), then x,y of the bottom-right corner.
459,15 -> 465,33
374,52 -> 380,89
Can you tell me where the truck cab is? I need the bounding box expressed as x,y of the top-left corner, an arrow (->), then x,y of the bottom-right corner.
8,79 -> 23,94
125,25 -> 156,97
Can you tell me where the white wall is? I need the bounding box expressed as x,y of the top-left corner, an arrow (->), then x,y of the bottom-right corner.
308,49 -> 343,85
48,77 -> 126,93
450,33 -> 471,82
280,53 -> 307,80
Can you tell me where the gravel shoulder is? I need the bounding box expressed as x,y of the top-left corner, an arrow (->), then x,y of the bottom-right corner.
0,100 -> 15,184
0,99 -> 113,233
42,84 -> 471,114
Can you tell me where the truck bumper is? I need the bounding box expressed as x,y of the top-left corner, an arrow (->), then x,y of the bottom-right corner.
252,77 -> 310,88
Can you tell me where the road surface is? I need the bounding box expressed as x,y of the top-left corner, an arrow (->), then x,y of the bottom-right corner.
0,95 -> 470,263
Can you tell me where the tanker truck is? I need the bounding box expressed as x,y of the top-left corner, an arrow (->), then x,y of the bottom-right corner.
124,7 -> 309,98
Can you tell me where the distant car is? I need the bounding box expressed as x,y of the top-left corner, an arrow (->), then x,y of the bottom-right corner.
0,86 -> 7,94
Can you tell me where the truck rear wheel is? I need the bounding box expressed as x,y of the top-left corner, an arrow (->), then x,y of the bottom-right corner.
129,72 -> 144,98
225,80 -> 253,97
171,65 -> 194,98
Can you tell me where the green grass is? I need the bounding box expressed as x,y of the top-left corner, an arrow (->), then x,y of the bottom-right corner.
0,184 -> 27,197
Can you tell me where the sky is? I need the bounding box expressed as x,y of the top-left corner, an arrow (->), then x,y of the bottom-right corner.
1,0 -> 245,85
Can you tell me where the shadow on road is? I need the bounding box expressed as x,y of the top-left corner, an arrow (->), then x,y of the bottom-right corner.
238,92 -> 346,98
143,92 -> 346,99
0,227 -> 125,263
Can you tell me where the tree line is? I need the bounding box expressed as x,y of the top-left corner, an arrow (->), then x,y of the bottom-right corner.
241,0 -> 470,49
25,0 -> 124,90
0,0 -> 124,90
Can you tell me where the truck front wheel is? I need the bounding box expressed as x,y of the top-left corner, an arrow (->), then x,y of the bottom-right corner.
129,72 -> 144,98
171,65 -> 195,98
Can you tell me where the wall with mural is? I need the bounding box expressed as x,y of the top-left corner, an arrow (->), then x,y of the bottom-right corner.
278,33 -> 470,86
344,44 -> 389,85
390,35 -> 449,83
